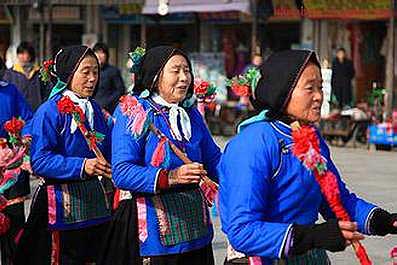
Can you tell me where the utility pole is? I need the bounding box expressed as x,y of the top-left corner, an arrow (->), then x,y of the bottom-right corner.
393,0 -> 397,111
140,15 -> 146,48
386,0 -> 397,116
46,0 -> 53,58
251,0 -> 258,57
33,0 -> 45,61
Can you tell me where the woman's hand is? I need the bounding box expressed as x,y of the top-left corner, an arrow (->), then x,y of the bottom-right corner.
338,221 -> 365,246
84,158 -> 112,178
168,162 -> 207,186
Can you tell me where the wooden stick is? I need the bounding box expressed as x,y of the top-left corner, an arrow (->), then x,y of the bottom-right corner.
77,123 -> 111,179
148,124 -> 218,187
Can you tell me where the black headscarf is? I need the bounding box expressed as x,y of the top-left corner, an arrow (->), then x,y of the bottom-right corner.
54,45 -> 98,84
251,50 -> 320,118
49,45 -> 99,98
133,46 -> 194,100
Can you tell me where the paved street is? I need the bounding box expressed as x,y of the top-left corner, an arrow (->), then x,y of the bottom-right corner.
212,139 -> 397,265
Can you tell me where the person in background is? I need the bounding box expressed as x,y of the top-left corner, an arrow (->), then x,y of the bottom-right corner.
331,48 -> 355,109
93,42 -> 126,114
243,53 -> 263,74
12,42 -> 45,110
1,54 -> 41,111
12,42 -> 40,80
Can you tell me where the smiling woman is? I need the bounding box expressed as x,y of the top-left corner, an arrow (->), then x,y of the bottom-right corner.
98,46 -> 221,265
157,55 -> 192,104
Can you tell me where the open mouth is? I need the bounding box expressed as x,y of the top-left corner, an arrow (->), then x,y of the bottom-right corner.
176,86 -> 187,91
312,105 -> 321,111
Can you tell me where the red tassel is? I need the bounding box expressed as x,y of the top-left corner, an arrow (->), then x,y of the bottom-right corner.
151,137 -> 167,167
354,242 -> 372,265
292,125 -> 372,265
113,188 -> 121,210
199,176 -> 218,207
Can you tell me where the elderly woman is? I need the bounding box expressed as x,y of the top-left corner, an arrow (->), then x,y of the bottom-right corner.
219,50 -> 397,264
14,45 -> 112,264
107,46 -> 221,265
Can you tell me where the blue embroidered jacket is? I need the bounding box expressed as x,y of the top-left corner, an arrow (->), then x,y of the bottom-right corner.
112,98 -> 221,256
218,120 -> 378,265
30,94 -> 112,229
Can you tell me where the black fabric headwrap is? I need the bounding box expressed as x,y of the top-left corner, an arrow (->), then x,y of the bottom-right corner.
133,45 -> 194,100
48,45 -> 100,99
251,50 -> 320,118
54,45 -> 98,84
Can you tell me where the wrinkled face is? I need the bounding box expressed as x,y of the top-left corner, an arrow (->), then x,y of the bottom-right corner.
70,55 -> 99,98
158,54 -> 192,104
285,63 -> 323,124
95,50 -> 107,66
17,51 -> 31,64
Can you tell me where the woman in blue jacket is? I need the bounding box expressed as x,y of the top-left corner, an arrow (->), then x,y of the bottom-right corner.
106,46 -> 221,265
219,50 -> 397,264
14,45 -> 112,265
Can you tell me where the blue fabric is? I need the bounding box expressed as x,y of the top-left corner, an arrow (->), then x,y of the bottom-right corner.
0,81 -> 33,138
30,94 -> 112,180
218,120 -> 377,265
112,98 -> 221,256
29,94 -> 112,229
